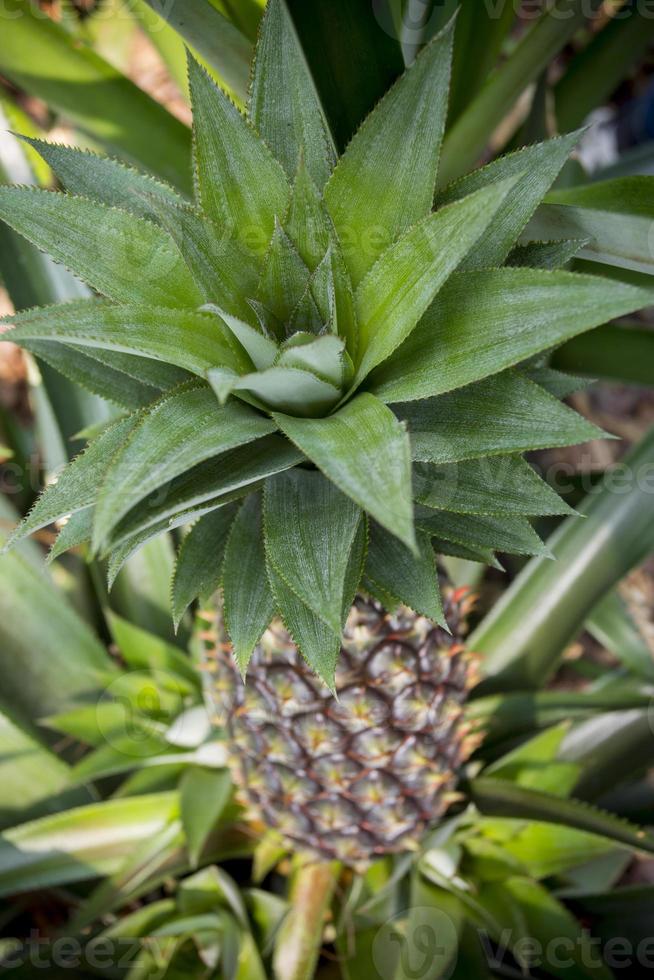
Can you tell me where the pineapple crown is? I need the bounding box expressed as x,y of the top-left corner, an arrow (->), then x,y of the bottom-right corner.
0,1 -> 649,687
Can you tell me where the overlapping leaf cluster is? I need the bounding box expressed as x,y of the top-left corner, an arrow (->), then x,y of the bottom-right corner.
0,1 -> 649,685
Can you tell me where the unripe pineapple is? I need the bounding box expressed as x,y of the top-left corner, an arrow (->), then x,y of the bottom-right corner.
0,0 -> 648,868
203,589 -> 480,865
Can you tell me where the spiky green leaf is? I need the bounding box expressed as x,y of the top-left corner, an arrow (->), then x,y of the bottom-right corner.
0,187 -> 201,308
93,383 -> 276,550
222,493 -> 276,675
264,470 -> 362,633
369,269 -> 649,403
324,21 -> 454,286
188,54 -> 290,239
250,0 -> 335,188
172,504 -> 240,628
273,393 -> 415,551
366,524 -> 444,624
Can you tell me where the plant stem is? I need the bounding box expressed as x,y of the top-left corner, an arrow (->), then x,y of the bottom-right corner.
273,861 -> 341,980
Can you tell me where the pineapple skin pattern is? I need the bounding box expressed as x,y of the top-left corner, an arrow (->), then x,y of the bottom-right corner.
203,590 -> 480,865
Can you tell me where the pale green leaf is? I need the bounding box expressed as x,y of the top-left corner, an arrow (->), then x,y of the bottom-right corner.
264,469 -> 362,633
250,0 -> 335,188
202,305 -> 278,371
366,524 -> 444,624
0,793 -> 180,896
93,383 -> 276,549
266,561 -> 340,691
172,504 -> 240,628
188,54 -> 290,239
324,21 -> 454,286
436,131 -> 582,269
217,366 -> 341,417
354,177 -> 518,381
222,493 -> 276,675
395,372 -> 605,463
369,268 -> 649,403
0,187 -> 202,308
4,300 -> 247,376
413,456 -> 574,517
273,393 -> 415,551
276,334 -> 347,387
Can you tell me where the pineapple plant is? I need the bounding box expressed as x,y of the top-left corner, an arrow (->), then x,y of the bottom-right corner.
0,0 -> 652,874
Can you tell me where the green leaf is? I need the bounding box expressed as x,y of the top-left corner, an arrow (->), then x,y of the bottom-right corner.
181,768 -> 233,868
266,561 -> 341,691
285,159 -> 334,270
413,456 -> 574,517
3,414 -> 137,551
0,187 -> 202,308
354,177 -> 518,382
257,221 -> 312,328
586,591 -> 654,683
146,200 -> 262,322
93,383 -> 276,549
484,723 -> 581,798
23,137 -> 187,218
553,323 -> 654,387
250,0 -> 335,188
472,427 -> 654,689
507,238 -> 588,270
416,508 -> 548,559
0,1 -> 192,191
396,371 -> 604,463
4,300 -> 247,377
324,20 -> 454,287
172,505 -> 240,628
188,54 -> 290,240
107,612 -> 198,690
366,524 -> 444,624
528,177 -> 654,276
25,340 -> 182,410
470,778 -> 654,859
142,0 -> 253,102
0,708 -> 87,830
273,393 -> 415,551
284,0 -> 403,153
109,436 -> 302,549
222,493 -> 276,675
368,268 -> 649,404
264,469 -> 362,634
0,793 -> 180,897
436,132 -> 581,269
524,365 -> 589,399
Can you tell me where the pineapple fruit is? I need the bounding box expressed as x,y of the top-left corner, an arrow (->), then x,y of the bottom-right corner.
0,1 -> 649,862
203,588 -> 479,865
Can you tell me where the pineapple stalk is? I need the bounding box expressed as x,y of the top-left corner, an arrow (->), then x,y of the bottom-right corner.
272,860 -> 341,980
